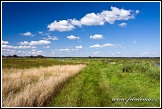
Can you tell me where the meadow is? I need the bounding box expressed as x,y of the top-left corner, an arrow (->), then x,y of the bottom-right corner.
2,57 -> 160,107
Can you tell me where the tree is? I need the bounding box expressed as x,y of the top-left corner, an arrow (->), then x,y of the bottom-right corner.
13,55 -> 18,58
37,55 -> 44,58
30,55 -> 34,58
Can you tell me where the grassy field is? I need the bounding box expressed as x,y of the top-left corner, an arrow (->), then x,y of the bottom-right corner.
2,63 -> 86,107
2,58 -> 87,69
2,58 -> 160,107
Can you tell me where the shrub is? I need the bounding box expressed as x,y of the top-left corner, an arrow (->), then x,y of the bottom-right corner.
122,65 -> 133,73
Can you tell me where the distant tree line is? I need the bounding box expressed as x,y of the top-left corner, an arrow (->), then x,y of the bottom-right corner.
2,55 -> 160,59
2,55 -> 45,58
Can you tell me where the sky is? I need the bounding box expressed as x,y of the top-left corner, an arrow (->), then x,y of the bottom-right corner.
2,2 -> 160,57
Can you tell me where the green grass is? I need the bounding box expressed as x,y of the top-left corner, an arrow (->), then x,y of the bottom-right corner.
2,58 -> 160,107
47,58 -> 160,107
2,58 -> 88,69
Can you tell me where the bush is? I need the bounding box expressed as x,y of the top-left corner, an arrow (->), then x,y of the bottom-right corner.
122,65 -> 133,73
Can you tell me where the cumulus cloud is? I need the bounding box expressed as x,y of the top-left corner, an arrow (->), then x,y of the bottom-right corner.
2,45 -> 16,49
18,41 -> 29,45
70,19 -> 82,27
2,49 -> 16,55
2,44 -> 36,49
28,40 -> 51,46
2,40 -> 9,45
67,35 -> 80,40
119,22 -> 127,27
90,34 -> 103,39
47,7 -> 139,31
75,45 -> 83,49
18,40 -> 51,46
43,36 -> 59,40
90,43 -> 115,48
2,49 -> 15,52
21,32 -> 33,36
2,48 -> 45,56
80,13 -> 104,26
47,20 -> 75,32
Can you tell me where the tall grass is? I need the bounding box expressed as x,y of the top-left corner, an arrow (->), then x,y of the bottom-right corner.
2,65 -> 86,107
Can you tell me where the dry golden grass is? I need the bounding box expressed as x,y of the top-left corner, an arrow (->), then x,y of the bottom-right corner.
2,64 -> 86,107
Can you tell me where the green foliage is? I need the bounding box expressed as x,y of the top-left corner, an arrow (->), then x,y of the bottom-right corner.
2,58 -> 87,69
47,58 -> 160,107
2,58 -> 160,107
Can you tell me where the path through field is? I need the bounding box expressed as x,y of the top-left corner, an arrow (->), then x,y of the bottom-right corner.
48,61 -> 160,107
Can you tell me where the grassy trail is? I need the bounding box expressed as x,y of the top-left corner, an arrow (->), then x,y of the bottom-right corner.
47,60 -> 160,107
47,61 -> 105,107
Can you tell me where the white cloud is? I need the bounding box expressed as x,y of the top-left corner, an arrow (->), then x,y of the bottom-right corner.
18,40 -> 51,46
2,45 -> 16,49
2,40 -> 9,45
38,31 -> 43,34
90,34 -> 103,40
75,45 -> 83,49
90,43 -> 115,48
67,35 -> 80,40
2,49 -> 45,56
58,48 -> 70,52
101,6 -> 135,24
70,19 -> 82,27
119,22 -> 127,27
112,7 -> 133,20
43,36 -> 59,40
29,40 -> 51,46
18,41 -> 29,45
21,32 -> 33,36
24,32 -> 32,36
2,49 -> 16,55
47,20 -> 75,32
90,44 -> 101,48
2,44 -> 36,49
47,7 -> 139,31
100,10 -> 118,24
29,50 -> 43,55
17,46 -> 36,49
2,49 -> 15,52
133,40 -> 136,44
135,10 -> 140,14
80,13 -> 104,26
102,43 -> 115,47
57,46 -> 82,52
43,46 -> 50,48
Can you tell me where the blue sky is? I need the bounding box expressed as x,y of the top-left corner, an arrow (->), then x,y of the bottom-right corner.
2,2 -> 160,57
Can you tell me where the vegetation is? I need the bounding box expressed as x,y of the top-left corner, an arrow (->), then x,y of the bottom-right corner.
2,64 -> 86,106
2,58 -> 88,69
2,57 -> 160,107
48,58 -> 160,107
